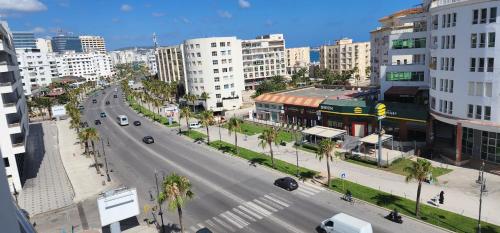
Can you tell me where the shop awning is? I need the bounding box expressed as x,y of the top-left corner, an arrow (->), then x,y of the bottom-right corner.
359,133 -> 393,145
302,126 -> 346,139
384,86 -> 420,97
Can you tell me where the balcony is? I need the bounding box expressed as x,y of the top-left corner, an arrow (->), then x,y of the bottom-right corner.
0,71 -> 16,93
2,91 -> 19,111
6,112 -> 21,128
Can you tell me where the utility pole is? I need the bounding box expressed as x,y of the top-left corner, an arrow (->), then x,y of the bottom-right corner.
294,123 -> 300,177
101,138 -> 111,182
375,103 -> 386,167
477,161 -> 486,233
154,170 -> 165,233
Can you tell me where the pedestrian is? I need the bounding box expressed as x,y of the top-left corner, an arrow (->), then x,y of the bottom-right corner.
439,190 -> 444,204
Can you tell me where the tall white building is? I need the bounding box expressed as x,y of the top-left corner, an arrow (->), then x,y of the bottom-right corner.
183,37 -> 244,112
155,45 -> 186,84
427,0 -> 500,164
242,34 -> 286,90
35,38 -> 53,53
16,48 -> 58,96
286,47 -> 311,76
0,22 -> 29,192
320,38 -> 371,82
109,48 -> 157,75
79,35 -> 106,53
56,51 -> 113,81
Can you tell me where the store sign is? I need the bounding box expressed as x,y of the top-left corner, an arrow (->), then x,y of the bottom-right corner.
320,105 -> 335,111
354,107 -> 362,114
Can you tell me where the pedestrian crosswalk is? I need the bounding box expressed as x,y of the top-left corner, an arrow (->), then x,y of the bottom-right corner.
184,182 -> 324,233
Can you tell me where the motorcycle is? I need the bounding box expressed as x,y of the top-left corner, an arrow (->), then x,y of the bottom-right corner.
385,209 -> 403,224
341,192 -> 354,204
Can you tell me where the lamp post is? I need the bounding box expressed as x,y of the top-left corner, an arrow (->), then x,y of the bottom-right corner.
154,170 -> 165,233
101,138 -> 111,182
294,123 -> 300,177
477,161 -> 487,233
375,103 -> 386,167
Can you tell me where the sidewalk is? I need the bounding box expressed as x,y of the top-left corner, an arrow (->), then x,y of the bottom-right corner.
56,119 -> 115,202
195,125 -> 500,226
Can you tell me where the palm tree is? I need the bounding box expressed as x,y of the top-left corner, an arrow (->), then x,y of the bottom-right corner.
404,158 -> 433,217
200,110 -> 215,144
199,92 -> 210,110
227,117 -> 242,155
158,173 -> 194,233
84,128 -> 101,174
317,139 -> 335,186
180,107 -> 192,133
152,98 -> 163,121
78,131 -> 90,155
258,127 -> 279,168
184,93 -> 197,112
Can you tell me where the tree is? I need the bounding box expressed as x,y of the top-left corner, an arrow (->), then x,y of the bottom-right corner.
227,117 -> 242,155
404,158 -> 433,217
180,107 -> 192,133
254,75 -> 287,96
184,94 -> 197,112
317,139 -> 335,185
199,92 -> 210,110
158,173 -> 194,233
258,127 -> 279,168
200,110 -> 214,144
152,98 -> 163,121
78,131 -> 90,155
83,128 -> 101,174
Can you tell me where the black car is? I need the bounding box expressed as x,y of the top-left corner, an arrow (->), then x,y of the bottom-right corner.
113,94 -> 118,98
143,136 -> 154,144
80,121 -> 89,128
196,228 -> 213,233
92,99 -> 97,104
105,101 -> 110,105
133,121 -> 141,126
274,177 -> 298,191
94,119 -> 101,125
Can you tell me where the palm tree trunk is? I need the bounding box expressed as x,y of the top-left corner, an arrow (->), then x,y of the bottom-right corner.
326,156 -> 331,186
206,126 -> 210,144
185,118 -> 190,133
91,141 -> 101,174
84,141 -> 89,155
269,142 -> 275,168
177,205 -> 184,233
235,133 -> 239,155
415,181 -> 422,217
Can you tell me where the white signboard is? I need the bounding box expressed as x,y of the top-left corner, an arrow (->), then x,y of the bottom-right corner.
52,105 -> 67,118
97,188 -> 140,226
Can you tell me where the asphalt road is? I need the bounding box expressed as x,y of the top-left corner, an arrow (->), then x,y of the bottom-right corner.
81,86 -> 447,233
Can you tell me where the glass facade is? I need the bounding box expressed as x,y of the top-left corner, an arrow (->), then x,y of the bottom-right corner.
386,71 -> 425,81
462,127 -> 500,163
51,35 -> 82,53
12,32 -> 36,49
392,38 -> 426,49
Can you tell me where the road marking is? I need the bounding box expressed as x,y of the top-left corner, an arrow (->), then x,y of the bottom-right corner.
205,219 -> 216,228
264,194 -> 290,207
212,216 -> 235,232
233,207 -> 256,222
245,201 -> 271,216
226,210 -> 249,227
197,223 -> 205,229
189,226 -> 198,232
253,199 -> 278,212
259,197 -> 284,210
269,193 -> 291,204
220,211 -> 245,229
301,182 -> 325,191
294,191 -> 310,197
238,205 -> 263,219
296,187 -> 316,196
300,184 -> 322,194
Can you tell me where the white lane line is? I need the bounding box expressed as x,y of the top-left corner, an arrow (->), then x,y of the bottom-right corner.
245,202 -> 272,216
253,199 -> 278,212
264,194 -> 290,207
220,212 -> 244,229
269,193 -> 292,204
213,216 -> 235,232
238,205 -> 263,220
259,197 -> 284,210
226,211 -> 249,227
205,219 -> 216,228
296,187 -> 316,196
233,207 -> 256,222
294,190 -> 310,197
301,182 -> 325,191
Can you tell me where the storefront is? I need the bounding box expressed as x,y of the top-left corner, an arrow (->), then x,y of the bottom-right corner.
284,105 -> 319,127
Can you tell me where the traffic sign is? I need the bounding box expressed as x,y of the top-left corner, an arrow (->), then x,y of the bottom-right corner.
340,172 -> 347,179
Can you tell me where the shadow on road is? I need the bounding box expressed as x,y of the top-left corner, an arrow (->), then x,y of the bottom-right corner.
21,123 -> 46,185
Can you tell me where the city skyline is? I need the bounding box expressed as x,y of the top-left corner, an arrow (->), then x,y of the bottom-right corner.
3,0 -> 421,50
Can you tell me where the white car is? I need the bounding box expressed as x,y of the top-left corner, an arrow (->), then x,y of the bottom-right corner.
189,121 -> 201,129
320,213 -> 373,233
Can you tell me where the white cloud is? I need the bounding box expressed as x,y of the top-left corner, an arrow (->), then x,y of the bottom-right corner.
238,0 -> 250,8
152,12 -> 165,17
112,18 -> 120,23
0,0 -> 47,12
120,4 -> 132,12
31,26 -> 45,33
218,10 -> 232,19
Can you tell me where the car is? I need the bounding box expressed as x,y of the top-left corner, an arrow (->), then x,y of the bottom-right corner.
196,228 -> 213,233
143,136 -> 154,144
320,213 -> 373,233
105,101 -> 110,105
188,121 -> 201,129
133,121 -> 141,126
78,105 -> 85,110
100,112 -> 107,118
274,177 -> 298,191
92,99 -> 97,104
113,94 -> 118,98
80,121 -> 89,128
94,119 -> 101,125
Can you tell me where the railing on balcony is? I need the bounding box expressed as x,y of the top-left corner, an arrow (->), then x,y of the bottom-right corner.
11,133 -> 25,148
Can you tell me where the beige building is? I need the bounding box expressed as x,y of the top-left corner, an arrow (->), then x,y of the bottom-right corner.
320,38 -> 371,82
242,34 -> 286,90
35,38 -> 52,53
286,47 -> 310,76
79,35 -> 106,53
155,45 -> 186,84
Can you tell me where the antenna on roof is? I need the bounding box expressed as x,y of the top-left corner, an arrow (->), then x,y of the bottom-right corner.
153,32 -> 158,50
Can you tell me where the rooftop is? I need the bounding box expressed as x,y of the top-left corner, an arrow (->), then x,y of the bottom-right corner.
254,87 -> 359,108
280,87 -> 358,99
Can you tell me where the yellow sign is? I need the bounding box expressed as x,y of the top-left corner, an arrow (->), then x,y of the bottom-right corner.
354,107 -> 362,114
375,103 -> 386,119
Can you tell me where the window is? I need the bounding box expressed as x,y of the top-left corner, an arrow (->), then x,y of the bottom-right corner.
490,7 -> 497,23
468,82 -> 475,96
439,99 -> 443,112
213,60 -> 218,65
447,13 -> 451,27
452,13 -> 457,26
473,10 -> 479,24
431,97 -> 436,109
431,77 -> 436,90
444,79 -> 449,92
222,68 -> 228,73
196,44 -> 200,48
440,79 -> 444,91
440,57 -> 445,70
214,77 -> 220,82
487,58 -> 494,72
386,71 -> 424,81
450,80 -> 454,93
213,69 -> 219,74
443,101 -> 448,113
212,51 -> 217,56
479,33 -> 486,47
215,85 -> 220,90
484,106 -> 491,120
442,14 -> 446,28
449,102 -> 453,114
227,42 -> 231,46
476,82 -> 484,96
446,35 -> 450,49
441,36 -> 445,49
3,158 -> 9,167
476,105 -> 482,119
485,82 -> 492,97
432,15 -> 439,29
478,58 -> 485,72
445,57 -> 449,70
450,58 -> 455,71
211,42 -> 217,47
481,8 -> 487,24
488,32 -> 495,47
220,42 -> 225,47
451,35 -> 456,48
470,58 -> 476,72
467,104 -> 474,118
223,84 -> 229,89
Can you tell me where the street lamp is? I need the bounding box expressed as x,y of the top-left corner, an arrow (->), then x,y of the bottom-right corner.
477,161 -> 487,233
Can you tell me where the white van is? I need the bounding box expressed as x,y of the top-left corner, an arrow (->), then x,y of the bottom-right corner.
189,121 -> 201,129
320,213 -> 373,233
117,115 -> 129,126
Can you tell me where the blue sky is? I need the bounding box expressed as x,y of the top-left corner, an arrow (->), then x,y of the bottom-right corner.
2,0 -> 421,50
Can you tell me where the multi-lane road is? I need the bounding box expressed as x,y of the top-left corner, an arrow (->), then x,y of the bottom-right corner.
81,86 -> 446,233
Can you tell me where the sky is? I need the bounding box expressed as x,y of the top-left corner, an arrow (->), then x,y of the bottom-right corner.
1,0 -> 422,50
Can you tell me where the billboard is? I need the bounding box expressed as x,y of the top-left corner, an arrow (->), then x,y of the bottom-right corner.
97,187 -> 140,226
52,105 -> 67,118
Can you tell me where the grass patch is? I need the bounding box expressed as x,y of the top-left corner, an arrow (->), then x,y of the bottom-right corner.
222,121 -> 295,142
210,140 -> 317,179
294,143 -> 319,154
181,130 -> 207,141
329,179 -> 500,233
127,96 -> 179,127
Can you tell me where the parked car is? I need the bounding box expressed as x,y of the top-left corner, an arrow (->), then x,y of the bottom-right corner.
113,94 -> 118,98
189,121 -> 201,129
320,213 -> 373,233
133,120 -> 141,126
92,99 -> 97,104
105,101 -> 110,105
143,136 -> 154,144
80,121 -> 89,128
100,112 -> 107,118
78,105 -> 85,110
274,177 -> 298,191
94,119 -> 101,125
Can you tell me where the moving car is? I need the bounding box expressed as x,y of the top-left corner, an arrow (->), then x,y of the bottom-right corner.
80,121 -> 89,128
92,99 -> 97,104
117,115 -> 129,126
196,228 -> 213,233
94,119 -> 101,125
78,105 -> 85,110
100,112 -> 107,118
133,120 -> 141,126
188,121 -> 201,129
105,101 -> 110,105
320,213 -> 373,233
113,94 -> 118,98
143,136 -> 154,144
274,177 -> 298,191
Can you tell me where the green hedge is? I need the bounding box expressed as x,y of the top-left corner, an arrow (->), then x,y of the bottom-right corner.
127,96 -> 179,127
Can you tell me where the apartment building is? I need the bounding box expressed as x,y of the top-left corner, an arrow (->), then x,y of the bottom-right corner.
79,35 -> 107,53
319,38 -> 371,82
183,37 -> 244,112
242,34 -> 286,90
109,48 -> 157,75
56,51 -> 113,81
0,22 -> 30,192
286,47 -> 311,76
16,48 -> 59,96
36,38 -> 53,53
427,0 -> 500,164
12,32 -> 36,49
51,34 -> 82,53
155,45 -> 186,84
